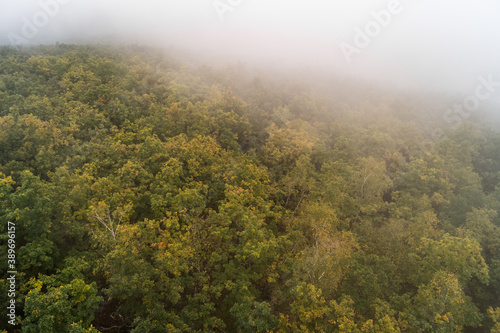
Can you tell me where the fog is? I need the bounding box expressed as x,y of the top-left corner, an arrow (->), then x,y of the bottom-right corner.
1,0 -> 500,100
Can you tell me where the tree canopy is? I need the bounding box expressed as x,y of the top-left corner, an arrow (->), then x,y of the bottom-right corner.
1,44 -> 500,332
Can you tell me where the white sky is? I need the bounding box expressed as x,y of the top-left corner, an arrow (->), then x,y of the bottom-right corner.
1,0 -> 500,94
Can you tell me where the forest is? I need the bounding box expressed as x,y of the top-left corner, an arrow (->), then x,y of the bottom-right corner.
1,44 -> 500,332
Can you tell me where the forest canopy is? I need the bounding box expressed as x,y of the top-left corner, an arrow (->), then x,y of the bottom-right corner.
1,44 -> 500,332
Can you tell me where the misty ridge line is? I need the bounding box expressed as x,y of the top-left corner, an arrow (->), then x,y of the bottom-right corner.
340,0 -> 404,64
7,0 -> 70,49
2,0 -> 498,109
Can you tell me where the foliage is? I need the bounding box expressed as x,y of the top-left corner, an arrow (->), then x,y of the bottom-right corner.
0,44 -> 499,332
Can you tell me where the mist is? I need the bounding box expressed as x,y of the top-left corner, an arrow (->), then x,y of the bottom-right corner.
4,3 -> 500,332
1,0 -> 500,98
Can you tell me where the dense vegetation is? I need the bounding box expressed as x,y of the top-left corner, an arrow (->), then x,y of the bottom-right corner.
1,44 -> 500,332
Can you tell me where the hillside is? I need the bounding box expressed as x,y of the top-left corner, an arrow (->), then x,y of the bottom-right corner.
1,44 -> 500,332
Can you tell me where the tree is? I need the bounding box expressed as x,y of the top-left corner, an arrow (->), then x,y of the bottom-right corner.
411,271 -> 482,332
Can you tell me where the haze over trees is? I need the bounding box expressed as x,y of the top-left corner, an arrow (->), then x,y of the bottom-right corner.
0,44 -> 500,332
